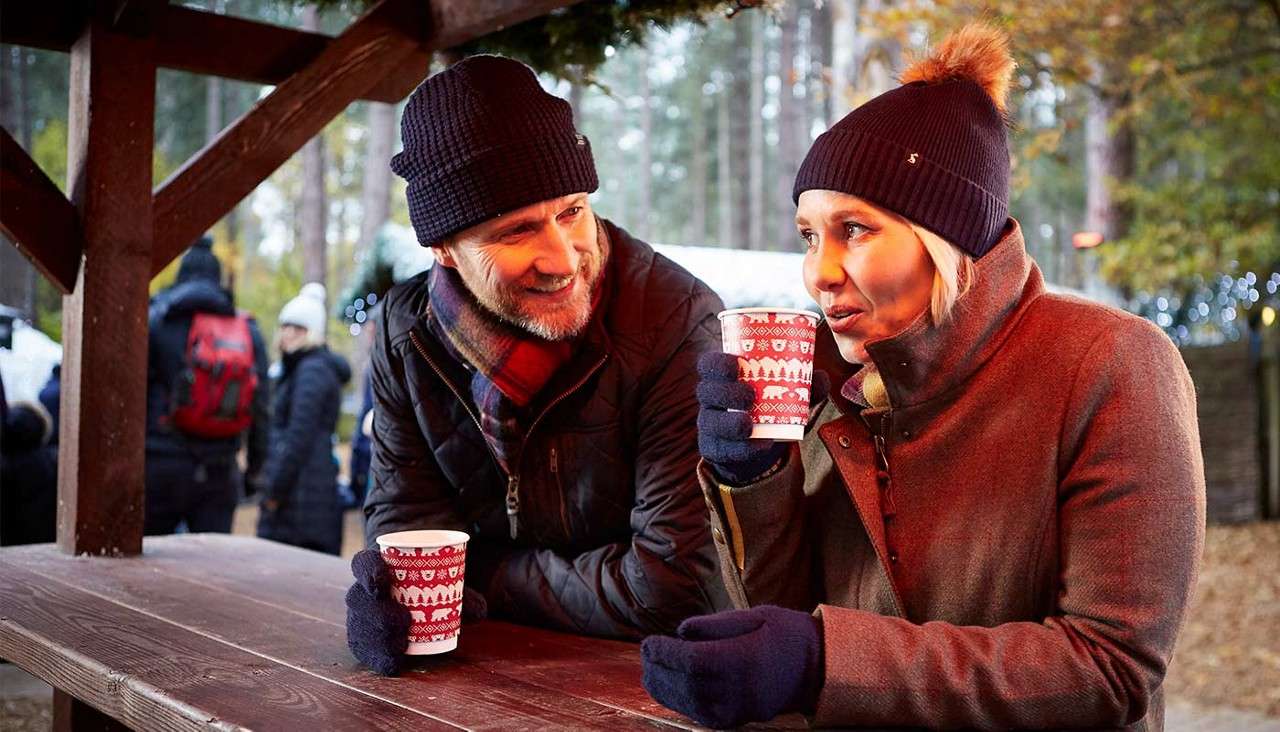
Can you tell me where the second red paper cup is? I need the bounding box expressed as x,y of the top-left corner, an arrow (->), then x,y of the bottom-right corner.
718,307 -> 819,441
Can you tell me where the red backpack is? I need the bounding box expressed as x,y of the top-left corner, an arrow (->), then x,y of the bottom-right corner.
171,312 -> 257,438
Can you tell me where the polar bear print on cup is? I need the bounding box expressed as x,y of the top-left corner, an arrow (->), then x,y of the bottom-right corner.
762,385 -> 789,399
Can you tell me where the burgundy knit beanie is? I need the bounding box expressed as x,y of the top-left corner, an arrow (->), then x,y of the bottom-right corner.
391,55 -> 599,246
793,24 -> 1015,258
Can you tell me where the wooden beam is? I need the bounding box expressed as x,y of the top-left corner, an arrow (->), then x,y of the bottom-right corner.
158,5 -> 431,105
151,0 -> 582,276
0,0 -> 86,52
0,1 -> 425,104
57,1 -> 157,557
0,127 -> 83,294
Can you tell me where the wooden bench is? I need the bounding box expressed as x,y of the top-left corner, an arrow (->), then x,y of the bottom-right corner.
0,534 -> 735,730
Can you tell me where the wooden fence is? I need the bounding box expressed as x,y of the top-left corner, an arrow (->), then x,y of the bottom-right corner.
1182,335 -> 1278,523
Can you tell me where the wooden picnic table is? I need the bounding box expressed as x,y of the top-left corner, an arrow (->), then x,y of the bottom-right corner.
0,533 -> 755,730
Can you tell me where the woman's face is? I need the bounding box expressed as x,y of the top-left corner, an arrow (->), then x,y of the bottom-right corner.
797,189 -> 935,364
278,324 -> 309,354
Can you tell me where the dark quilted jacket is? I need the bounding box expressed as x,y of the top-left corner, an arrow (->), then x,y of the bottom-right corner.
258,346 -> 351,555
364,218 -> 730,639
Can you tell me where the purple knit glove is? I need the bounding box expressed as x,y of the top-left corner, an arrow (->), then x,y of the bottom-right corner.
697,352 -> 829,485
641,605 -> 824,728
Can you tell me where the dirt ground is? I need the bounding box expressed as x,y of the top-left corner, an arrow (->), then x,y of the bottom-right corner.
1162,521 -> 1280,716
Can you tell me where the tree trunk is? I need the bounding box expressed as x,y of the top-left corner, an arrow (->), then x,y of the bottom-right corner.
300,6 -> 328,313
637,48 -> 652,241
859,0 -> 901,98
717,83 -> 732,249
204,54 -> 237,277
205,77 -> 221,144
730,19 -> 752,249
358,102 -> 396,250
568,67 -> 584,124
777,1 -> 801,248
748,11 -> 765,251
1083,62 -> 1136,292
829,0 -> 858,122
689,84 -> 708,245
1084,93 -> 1135,242
808,0 -> 834,133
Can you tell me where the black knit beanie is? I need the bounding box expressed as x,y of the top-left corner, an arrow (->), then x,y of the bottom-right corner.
793,25 -> 1014,258
176,234 -> 221,284
391,55 -> 599,246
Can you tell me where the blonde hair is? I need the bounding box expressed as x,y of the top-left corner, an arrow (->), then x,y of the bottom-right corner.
911,223 -> 974,325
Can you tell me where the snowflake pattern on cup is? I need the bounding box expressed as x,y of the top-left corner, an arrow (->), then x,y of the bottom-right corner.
382,544 -> 466,644
720,308 -> 819,440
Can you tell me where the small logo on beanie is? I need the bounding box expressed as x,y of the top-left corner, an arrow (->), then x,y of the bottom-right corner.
575,133 -> 586,147
907,153 -> 919,165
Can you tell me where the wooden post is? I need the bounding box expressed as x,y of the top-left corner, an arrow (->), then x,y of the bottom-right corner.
57,2 -> 158,557
53,690 -> 130,732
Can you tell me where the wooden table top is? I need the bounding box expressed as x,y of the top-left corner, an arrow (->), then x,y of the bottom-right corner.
0,534 -> 717,730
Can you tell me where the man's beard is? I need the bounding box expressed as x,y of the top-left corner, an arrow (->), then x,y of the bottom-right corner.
463,248 -> 605,341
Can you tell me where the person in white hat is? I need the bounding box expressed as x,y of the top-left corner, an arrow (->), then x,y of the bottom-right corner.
257,282 -> 352,555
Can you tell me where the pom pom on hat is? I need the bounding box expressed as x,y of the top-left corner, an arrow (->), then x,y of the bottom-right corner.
900,23 -> 1015,114
298,282 -> 327,303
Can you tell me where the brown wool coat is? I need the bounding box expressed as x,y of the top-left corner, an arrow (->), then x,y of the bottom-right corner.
702,222 -> 1205,730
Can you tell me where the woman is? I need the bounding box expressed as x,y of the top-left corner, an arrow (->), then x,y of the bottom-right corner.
257,282 -> 351,555
641,24 -> 1204,730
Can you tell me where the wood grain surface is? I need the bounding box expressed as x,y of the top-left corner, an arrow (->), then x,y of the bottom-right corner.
0,535 -> 702,730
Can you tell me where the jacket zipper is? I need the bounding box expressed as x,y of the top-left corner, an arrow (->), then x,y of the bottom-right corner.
549,446 -> 572,538
516,357 -> 607,538
409,328 -> 606,540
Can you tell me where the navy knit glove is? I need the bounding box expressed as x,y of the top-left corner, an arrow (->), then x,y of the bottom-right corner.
346,549 -> 489,676
346,549 -> 412,676
641,605 -> 824,728
697,352 -> 829,485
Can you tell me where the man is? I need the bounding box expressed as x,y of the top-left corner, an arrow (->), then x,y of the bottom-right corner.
348,55 -> 727,675
144,236 -> 270,535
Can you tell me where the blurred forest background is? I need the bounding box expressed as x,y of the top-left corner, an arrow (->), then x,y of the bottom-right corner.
2,0 -> 1278,374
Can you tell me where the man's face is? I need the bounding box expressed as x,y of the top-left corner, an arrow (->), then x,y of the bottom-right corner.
432,194 -> 605,341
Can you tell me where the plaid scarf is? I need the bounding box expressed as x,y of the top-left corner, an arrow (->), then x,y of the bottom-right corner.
426,226 -> 608,473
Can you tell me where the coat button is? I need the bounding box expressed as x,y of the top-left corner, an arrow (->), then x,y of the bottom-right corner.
712,527 -> 725,545
888,550 -> 899,563
876,470 -> 890,484
900,429 -> 912,439
897,360 -> 909,369
838,435 -> 851,448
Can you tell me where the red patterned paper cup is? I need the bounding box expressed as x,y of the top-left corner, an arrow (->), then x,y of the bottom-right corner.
375,529 -> 470,655
718,307 -> 820,441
